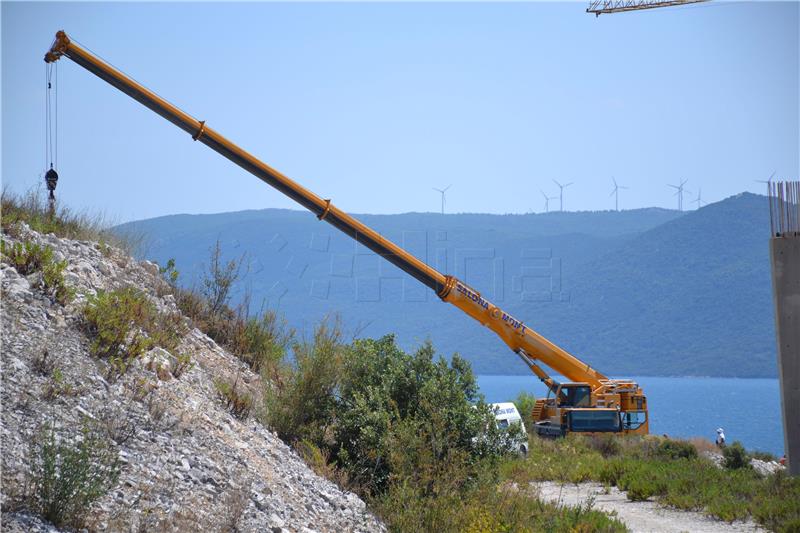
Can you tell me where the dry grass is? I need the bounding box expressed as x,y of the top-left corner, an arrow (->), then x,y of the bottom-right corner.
1,187 -> 147,256
689,437 -> 719,455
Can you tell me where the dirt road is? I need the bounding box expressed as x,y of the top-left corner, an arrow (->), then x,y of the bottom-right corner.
534,481 -> 763,533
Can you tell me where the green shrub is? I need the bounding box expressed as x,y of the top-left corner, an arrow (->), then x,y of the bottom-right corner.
42,368 -> 75,400
513,391 -> 537,430
2,239 -> 48,275
375,463 -> 628,533
598,458 -> 627,486
1,189 -> 141,252
617,462 -> 667,501
2,189 -> 96,240
751,470 -> 800,532
723,441 -> 751,470
214,376 -> 253,420
334,337 -> 506,495
261,330 -> 507,498
42,256 -> 72,305
1,240 -> 73,304
159,257 -> 179,286
171,353 -> 193,379
27,423 -> 120,530
262,319 -> 343,444
750,450 -> 778,462
498,431 -> 800,530
162,250 -> 294,377
624,476 -> 658,501
201,239 -> 245,315
83,287 -> 185,378
173,283 -> 293,378
588,433 -> 622,458
240,312 -> 293,374
707,494 -> 750,523
256,326 -> 631,532
656,438 -> 698,461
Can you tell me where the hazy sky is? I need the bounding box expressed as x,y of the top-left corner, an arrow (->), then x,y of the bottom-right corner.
3,2 -> 798,222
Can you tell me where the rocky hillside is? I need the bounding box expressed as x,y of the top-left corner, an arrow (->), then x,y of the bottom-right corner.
1,223 -> 384,532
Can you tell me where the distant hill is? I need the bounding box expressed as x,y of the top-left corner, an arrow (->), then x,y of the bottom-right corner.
561,192 -> 775,377
116,194 -> 777,378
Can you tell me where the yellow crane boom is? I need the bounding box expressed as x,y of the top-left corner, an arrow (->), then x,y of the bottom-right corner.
45,31 -> 648,436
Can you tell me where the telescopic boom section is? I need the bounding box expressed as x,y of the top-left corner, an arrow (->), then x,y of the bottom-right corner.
44,31 -> 444,293
44,30 -> 608,389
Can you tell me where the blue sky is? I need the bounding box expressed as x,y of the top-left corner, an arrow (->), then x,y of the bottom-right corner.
3,2 -> 798,222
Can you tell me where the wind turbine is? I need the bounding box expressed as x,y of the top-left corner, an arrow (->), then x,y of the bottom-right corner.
552,179 -> 573,212
667,179 -> 690,211
540,189 -> 556,213
755,171 -> 776,194
693,188 -> 705,209
432,185 -> 451,215
609,177 -> 629,212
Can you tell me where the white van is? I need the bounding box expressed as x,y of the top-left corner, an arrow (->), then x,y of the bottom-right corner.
490,402 -> 529,455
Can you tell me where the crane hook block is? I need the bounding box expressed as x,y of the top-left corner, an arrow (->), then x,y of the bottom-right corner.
45,168 -> 59,192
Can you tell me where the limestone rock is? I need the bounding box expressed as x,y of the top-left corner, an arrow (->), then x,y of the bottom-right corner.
1,225 -> 384,532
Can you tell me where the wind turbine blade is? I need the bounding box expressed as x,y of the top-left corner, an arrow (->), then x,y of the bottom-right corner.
612,176 -> 617,187
540,190 -> 547,199
609,189 -> 616,197
565,182 -> 574,188
553,179 -> 562,187
667,184 -> 679,190
444,184 -> 452,192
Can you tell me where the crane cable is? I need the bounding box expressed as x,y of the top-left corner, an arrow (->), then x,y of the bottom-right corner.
44,62 -> 59,208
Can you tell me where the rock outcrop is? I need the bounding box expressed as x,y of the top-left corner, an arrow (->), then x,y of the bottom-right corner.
1,223 -> 384,532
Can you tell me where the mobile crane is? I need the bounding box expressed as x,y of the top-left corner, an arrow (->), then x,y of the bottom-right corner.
44,31 -> 649,437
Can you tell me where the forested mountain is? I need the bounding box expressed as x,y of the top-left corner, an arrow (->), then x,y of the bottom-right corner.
117,193 -> 776,377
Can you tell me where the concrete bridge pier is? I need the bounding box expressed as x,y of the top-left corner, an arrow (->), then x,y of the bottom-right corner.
769,181 -> 800,477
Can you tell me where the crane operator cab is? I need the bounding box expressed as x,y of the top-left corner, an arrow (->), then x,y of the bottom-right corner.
533,383 -> 623,437
557,383 -> 592,408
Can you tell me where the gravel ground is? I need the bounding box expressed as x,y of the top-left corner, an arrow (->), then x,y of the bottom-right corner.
534,481 -> 764,533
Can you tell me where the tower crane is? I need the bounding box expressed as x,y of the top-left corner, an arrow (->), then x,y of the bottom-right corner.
587,0 -> 708,16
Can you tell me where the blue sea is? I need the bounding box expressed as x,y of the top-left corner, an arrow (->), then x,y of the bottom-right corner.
477,375 -> 785,456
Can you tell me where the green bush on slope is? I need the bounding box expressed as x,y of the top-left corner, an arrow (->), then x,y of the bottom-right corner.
27,423 -> 120,530
83,287 -> 185,378
1,239 -> 73,304
262,329 -> 626,532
